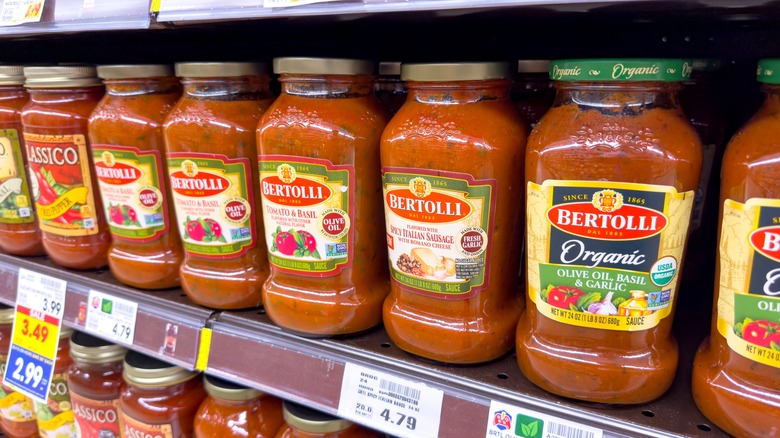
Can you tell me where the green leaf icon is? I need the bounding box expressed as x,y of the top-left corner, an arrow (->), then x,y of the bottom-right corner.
520,420 -> 538,437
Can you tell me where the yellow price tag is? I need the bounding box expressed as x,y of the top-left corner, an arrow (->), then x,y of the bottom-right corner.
11,309 -> 60,359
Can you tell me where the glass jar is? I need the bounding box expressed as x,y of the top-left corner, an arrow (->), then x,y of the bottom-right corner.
29,326 -> 77,438
275,402 -> 383,438
88,65 -> 184,290
119,351 -> 205,438
21,66 -> 109,270
194,375 -> 283,438
517,59 -> 702,404
257,57 -> 389,336
381,62 -> 527,363
0,66 -> 43,256
164,62 -> 274,309
374,62 -> 406,116
691,58 -> 780,437
511,60 -> 554,127
67,330 -> 126,438
0,304 -> 38,438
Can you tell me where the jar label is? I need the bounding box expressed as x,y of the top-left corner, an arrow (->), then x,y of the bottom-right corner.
0,129 -> 34,224
382,168 -> 496,299
92,145 -> 169,242
167,153 -> 256,259
259,156 -> 354,276
70,392 -> 120,438
527,180 -> 694,331
0,354 -> 35,423
33,372 -> 77,438
119,413 -> 173,438
23,133 -> 99,236
717,198 -> 780,369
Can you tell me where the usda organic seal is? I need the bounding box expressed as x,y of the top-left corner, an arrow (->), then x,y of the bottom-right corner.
650,256 -> 677,287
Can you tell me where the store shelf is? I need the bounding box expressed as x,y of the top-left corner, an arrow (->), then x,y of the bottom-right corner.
0,0 -> 151,36
0,253 -> 213,369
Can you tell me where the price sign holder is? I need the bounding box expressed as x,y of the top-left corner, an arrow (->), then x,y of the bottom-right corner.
2,268 -> 66,403
85,290 -> 138,345
338,362 -> 443,438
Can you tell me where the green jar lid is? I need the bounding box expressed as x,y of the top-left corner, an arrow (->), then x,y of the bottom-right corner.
550,59 -> 692,82
757,59 -> 780,84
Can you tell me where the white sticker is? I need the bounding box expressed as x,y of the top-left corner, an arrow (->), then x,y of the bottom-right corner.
0,0 -> 45,26
485,400 -> 603,438
85,290 -> 138,345
338,362 -> 443,438
16,269 -> 66,317
263,0 -> 337,8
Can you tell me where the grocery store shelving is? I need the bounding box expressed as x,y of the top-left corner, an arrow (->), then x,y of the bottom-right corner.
0,0 -> 151,36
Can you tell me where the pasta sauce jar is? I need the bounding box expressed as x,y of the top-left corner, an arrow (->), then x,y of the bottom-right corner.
88,65 -> 183,289
67,331 -> 126,438
257,58 -> 389,336
0,304 -> 38,438
119,351 -> 205,438
691,59 -> 780,437
21,66 -> 110,270
164,62 -> 274,309
375,62 -> 406,116
0,66 -> 43,256
381,62 -> 527,363
511,60 -> 554,127
30,326 -> 77,438
276,402 -> 383,438
194,375 -> 283,438
518,59 -> 701,404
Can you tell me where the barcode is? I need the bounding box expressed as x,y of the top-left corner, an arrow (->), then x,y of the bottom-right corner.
39,276 -> 61,289
379,379 -> 421,402
113,300 -> 135,315
83,218 -> 95,228
547,422 -> 596,438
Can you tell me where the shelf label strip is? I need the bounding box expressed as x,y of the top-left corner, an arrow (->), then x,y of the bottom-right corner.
85,290 -> 138,345
338,362 -> 443,438
0,0 -> 45,26
485,400 -> 604,438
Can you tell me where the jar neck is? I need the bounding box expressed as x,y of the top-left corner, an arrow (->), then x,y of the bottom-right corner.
183,76 -> 270,100
406,79 -> 511,104
28,86 -> 104,102
0,85 -> 26,99
553,82 -> 683,114
105,77 -> 180,97
210,396 -> 260,407
761,84 -> 780,110
73,359 -> 123,370
280,74 -> 374,98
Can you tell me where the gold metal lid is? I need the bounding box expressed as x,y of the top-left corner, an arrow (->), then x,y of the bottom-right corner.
283,401 -> 352,434
60,326 -> 74,338
0,305 -> 13,324
379,62 -> 401,76
401,62 -> 511,82
517,60 -> 551,73
0,66 -> 25,86
70,331 -> 126,364
174,62 -> 267,78
273,57 -> 374,76
23,66 -> 102,88
204,375 -> 261,401
97,65 -> 174,79
123,350 -> 198,388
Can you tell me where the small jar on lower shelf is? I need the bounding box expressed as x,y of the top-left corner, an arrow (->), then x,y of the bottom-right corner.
194,375 -> 284,438
276,402 -> 383,438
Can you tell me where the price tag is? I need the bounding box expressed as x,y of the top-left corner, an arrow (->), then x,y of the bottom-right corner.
85,290 -> 138,345
263,0 -> 338,9
485,400 -> 603,438
0,0 -> 45,26
338,362 -> 443,438
2,269 -> 66,403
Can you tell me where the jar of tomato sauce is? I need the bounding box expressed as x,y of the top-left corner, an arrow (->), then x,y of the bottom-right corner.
512,60 -> 554,127
0,66 -> 43,257
21,66 -> 109,270
275,402 -> 383,438
691,59 -> 780,437
380,62 -> 527,363
89,65 -> 183,289
375,62 -> 406,116
194,375 -> 283,438
29,326 -> 77,438
67,331 -> 126,438
164,62 -> 274,309
0,304 -> 38,438
257,57 -> 388,336
517,59 -> 702,404
119,351 -> 205,438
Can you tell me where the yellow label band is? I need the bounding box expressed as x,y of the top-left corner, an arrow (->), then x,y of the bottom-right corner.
195,328 -> 212,371
37,187 -> 89,220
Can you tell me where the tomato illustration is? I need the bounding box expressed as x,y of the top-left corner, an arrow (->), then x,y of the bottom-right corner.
297,230 -> 317,252
546,286 -> 586,309
742,320 -> 780,347
205,218 -> 221,238
109,205 -> 124,224
186,220 -> 206,241
275,231 -> 298,256
125,205 -> 138,223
